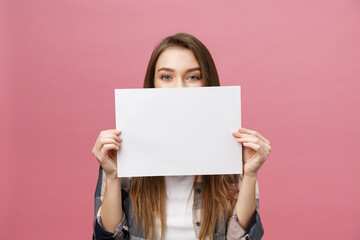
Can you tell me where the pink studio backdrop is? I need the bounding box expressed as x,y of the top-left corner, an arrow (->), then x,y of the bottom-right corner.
1,0 -> 360,239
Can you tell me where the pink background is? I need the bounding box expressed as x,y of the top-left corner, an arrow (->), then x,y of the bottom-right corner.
1,0 -> 360,239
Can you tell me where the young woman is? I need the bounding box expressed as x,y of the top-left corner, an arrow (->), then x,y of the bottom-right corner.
92,33 -> 271,240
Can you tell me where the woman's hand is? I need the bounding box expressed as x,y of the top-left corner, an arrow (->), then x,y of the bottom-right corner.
92,129 -> 122,179
232,128 -> 271,177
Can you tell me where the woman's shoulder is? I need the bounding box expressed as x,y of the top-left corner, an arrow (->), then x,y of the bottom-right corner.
121,177 -> 131,192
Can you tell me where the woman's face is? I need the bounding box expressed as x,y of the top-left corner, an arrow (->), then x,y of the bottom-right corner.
154,46 -> 205,88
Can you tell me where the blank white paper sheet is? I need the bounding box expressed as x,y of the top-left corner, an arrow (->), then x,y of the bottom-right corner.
115,86 -> 242,177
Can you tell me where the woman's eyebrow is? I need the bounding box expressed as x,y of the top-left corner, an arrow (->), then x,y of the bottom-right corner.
157,67 -> 201,72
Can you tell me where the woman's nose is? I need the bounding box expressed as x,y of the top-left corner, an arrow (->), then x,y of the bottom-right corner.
174,78 -> 185,88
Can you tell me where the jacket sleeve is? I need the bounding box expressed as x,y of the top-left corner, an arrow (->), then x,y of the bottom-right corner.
226,179 -> 264,240
92,166 -> 130,240
93,213 -> 129,240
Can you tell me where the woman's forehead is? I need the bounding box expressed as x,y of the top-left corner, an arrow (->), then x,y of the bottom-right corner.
155,46 -> 200,71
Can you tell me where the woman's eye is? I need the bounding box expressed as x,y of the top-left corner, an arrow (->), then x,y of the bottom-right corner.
188,75 -> 200,80
161,75 -> 171,80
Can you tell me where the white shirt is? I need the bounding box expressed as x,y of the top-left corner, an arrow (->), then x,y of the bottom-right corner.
156,175 -> 197,240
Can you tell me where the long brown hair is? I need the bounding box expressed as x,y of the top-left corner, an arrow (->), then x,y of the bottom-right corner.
130,33 -> 239,239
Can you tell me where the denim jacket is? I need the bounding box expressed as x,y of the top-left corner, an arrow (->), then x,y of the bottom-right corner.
93,167 -> 264,240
